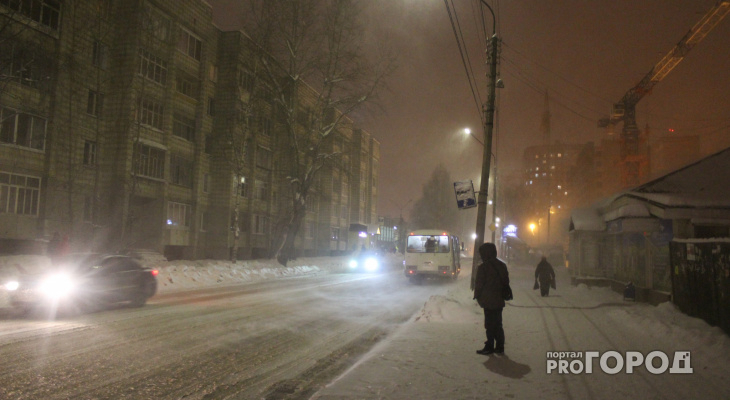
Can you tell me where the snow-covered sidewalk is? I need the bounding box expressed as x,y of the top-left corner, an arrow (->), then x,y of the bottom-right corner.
311,262 -> 730,400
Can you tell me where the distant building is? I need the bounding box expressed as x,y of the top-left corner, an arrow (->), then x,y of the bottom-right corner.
0,0 -> 378,258
522,141 -> 582,246
649,134 -> 701,178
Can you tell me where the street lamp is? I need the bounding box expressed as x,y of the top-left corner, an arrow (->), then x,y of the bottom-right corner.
529,223 -> 536,236
471,0 -> 499,290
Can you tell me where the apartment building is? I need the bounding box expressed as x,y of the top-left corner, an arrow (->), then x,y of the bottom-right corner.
0,0 -> 379,259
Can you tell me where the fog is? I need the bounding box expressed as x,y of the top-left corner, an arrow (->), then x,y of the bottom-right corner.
209,0 -> 730,220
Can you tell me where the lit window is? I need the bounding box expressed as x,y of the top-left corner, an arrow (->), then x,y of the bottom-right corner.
167,202 -> 191,228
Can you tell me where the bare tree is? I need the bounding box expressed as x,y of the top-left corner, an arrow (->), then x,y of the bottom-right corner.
242,0 -> 395,266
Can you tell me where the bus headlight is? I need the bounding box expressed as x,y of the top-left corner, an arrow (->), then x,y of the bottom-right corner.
4,280 -> 19,291
349,259 -> 358,269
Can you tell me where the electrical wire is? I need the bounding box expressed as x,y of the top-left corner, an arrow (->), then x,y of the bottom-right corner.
450,0 -> 484,107
444,0 -> 485,125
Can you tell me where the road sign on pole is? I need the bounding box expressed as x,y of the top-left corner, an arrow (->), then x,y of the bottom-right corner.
454,180 -> 477,210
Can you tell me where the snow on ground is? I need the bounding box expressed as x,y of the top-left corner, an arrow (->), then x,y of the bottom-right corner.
0,253 -> 399,306
312,263 -> 730,400
3,253 -> 730,399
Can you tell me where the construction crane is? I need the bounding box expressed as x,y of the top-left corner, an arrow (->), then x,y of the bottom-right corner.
599,0 -> 730,188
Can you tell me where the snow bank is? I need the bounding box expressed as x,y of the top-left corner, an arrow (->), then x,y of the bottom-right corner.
152,257 -> 342,293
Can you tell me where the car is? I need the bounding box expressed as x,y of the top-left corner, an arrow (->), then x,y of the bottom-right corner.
347,250 -> 382,273
2,253 -> 158,314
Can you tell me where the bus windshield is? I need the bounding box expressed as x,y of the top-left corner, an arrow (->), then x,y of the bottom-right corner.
406,235 -> 449,253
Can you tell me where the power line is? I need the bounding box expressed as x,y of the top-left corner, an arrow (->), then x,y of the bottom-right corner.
450,0 -> 483,107
443,0 -> 484,125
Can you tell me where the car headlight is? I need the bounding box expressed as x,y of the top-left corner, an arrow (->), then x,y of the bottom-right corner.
4,281 -> 19,291
39,273 -> 75,299
349,259 -> 358,269
364,257 -> 379,272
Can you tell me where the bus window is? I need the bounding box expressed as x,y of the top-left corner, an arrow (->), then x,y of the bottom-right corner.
407,235 -> 449,253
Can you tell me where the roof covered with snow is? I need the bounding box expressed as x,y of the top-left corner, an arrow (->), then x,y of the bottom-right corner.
626,146 -> 730,208
570,207 -> 605,231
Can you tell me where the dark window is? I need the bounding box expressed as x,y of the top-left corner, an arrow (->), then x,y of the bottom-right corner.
0,171 -> 41,215
177,29 -> 202,61
207,97 -> 215,116
256,146 -> 272,169
87,90 -> 104,116
92,41 -> 109,69
172,112 -> 195,141
138,48 -> 168,85
0,107 -> 46,150
239,69 -> 255,92
170,154 -> 193,188
137,98 -> 164,130
175,74 -> 198,99
83,140 -> 97,166
1,0 -> 60,30
135,143 -> 165,179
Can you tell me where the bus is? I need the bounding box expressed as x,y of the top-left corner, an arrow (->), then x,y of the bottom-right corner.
403,229 -> 461,283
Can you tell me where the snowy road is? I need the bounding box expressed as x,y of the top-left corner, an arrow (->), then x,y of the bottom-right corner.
0,264 -> 456,399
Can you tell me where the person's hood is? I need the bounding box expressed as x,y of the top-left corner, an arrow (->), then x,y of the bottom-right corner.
479,242 -> 497,260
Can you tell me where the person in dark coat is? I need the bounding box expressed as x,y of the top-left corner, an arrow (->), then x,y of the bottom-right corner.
473,242 -> 509,355
535,256 -> 556,297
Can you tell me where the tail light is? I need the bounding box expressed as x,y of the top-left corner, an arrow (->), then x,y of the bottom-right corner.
150,270 -> 159,277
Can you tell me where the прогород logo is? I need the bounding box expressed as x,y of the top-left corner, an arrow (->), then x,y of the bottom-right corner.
546,351 -> 693,375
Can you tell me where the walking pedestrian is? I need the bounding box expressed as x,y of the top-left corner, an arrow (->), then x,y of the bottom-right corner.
534,256 -> 556,297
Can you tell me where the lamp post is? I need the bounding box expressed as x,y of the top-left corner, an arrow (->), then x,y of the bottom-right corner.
471,0 -> 499,290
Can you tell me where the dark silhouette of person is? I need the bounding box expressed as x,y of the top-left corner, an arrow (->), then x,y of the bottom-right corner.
424,236 -> 437,253
473,242 -> 509,355
535,256 -> 556,297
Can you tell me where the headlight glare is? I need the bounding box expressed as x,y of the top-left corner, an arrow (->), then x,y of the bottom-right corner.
4,281 -> 19,291
39,273 -> 75,299
364,257 -> 379,272
349,260 -> 358,269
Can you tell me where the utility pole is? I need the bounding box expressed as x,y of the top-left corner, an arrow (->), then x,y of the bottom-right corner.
471,31 -> 499,290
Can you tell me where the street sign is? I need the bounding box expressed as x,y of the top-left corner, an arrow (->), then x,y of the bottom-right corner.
454,180 -> 477,210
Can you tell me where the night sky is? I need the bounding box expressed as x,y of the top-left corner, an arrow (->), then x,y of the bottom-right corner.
208,0 -> 730,220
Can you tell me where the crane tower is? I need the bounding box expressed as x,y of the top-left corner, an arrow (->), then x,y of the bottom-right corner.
599,0 -> 730,188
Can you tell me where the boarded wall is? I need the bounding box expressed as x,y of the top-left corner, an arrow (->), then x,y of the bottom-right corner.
670,241 -> 730,335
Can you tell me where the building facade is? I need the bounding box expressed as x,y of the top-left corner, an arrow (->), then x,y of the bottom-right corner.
0,0 -> 379,259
